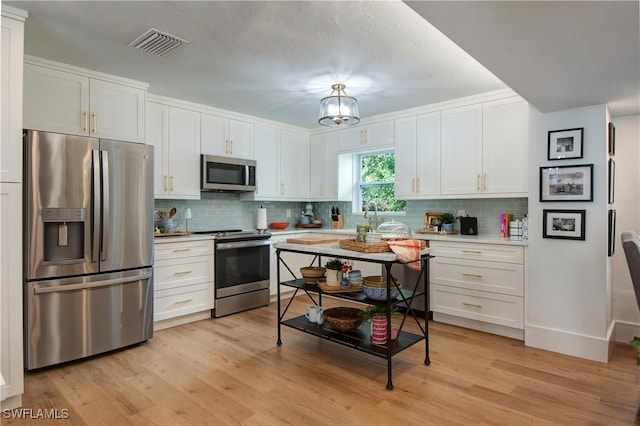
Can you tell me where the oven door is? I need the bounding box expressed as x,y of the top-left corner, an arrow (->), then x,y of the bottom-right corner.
215,238 -> 270,297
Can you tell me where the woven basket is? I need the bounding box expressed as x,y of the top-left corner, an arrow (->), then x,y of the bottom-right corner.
339,238 -> 426,253
322,307 -> 363,332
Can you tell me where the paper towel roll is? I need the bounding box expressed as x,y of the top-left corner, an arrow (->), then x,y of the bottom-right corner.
257,207 -> 267,230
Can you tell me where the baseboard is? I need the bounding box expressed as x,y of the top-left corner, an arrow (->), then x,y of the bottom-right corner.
433,312 -> 524,341
0,394 -> 22,410
153,310 -> 212,331
614,320 -> 640,343
525,323 -> 612,363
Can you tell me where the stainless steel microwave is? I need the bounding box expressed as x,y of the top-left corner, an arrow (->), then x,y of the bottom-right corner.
201,155 -> 256,192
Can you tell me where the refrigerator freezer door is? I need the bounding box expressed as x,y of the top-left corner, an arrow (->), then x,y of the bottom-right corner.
25,268 -> 153,370
98,139 -> 154,272
24,130 -> 100,280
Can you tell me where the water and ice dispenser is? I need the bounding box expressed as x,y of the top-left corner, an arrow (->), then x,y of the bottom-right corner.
42,207 -> 86,263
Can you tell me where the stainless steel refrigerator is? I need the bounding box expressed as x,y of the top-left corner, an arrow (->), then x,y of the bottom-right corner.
23,130 -> 154,370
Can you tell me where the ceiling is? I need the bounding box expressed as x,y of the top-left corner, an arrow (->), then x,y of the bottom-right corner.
5,1 -> 639,129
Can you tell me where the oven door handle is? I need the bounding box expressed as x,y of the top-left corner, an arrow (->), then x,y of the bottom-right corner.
216,239 -> 271,250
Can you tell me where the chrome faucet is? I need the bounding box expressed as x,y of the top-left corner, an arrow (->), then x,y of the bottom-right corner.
363,201 -> 382,229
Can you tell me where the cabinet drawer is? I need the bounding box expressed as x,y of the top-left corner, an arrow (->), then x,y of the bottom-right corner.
154,255 -> 213,291
431,284 -> 523,329
154,286 -> 214,321
431,257 -> 523,296
430,241 -> 523,264
154,239 -> 214,260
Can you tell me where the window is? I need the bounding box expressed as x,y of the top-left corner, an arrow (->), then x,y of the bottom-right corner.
357,150 -> 406,213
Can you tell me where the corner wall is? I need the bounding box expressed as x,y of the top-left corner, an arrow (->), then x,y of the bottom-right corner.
611,114 -> 640,342
526,104 -> 612,362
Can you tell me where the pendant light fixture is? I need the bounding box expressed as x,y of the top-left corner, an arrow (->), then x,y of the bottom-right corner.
318,83 -> 360,127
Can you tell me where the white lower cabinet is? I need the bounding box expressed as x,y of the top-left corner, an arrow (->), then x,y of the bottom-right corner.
153,239 -> 214,329
430,240 -> 525,339
270,234 -> 316,296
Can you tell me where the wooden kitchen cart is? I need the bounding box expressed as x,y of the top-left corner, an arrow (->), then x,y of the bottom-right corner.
274,242 -> 433,390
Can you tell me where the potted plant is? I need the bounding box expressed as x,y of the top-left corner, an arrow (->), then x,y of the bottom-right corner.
324,258 -> 345,287
437,212 -> 457,233
361,306 -> 400,344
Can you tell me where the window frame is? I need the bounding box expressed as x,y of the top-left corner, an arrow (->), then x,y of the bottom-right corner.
353,149 -> 406,216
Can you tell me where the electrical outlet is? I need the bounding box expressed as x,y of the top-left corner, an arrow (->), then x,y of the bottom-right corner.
286,209 -> 291,218
457,210 -> 466,217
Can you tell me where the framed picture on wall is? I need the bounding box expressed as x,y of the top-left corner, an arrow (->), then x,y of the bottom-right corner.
608,158 -> 615,204
539,164 -> 593,202
608,122 -> 615,155
543,209 -> 586,241
608,209 -> 616,256
547,127 -> 584,160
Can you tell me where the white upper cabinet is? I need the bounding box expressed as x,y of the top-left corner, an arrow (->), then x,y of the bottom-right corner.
147,100 -> 201,199
440,104 -> 483,195
244,124 -> 310,201
23,57 -> 147,143
280,128 -> 309,199
339,120 -> 394,152
395,112 -> 441,199
1,9 -> 25,183
309,132 -> 339,200
201,113 -> 254,159
481,97 -> 528,195
252,124 -> 280,199
440,97 -> 528,197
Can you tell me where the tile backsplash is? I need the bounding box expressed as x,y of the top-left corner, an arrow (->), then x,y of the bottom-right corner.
155,195 -> 527,235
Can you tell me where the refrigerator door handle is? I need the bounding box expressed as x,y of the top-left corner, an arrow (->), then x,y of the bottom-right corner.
101,150 -> 110,261
92,149 -> 101,262
33,272 -> 153,295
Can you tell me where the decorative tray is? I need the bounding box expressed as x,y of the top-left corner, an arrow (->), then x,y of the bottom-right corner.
338,238 -> 426,253
318,280 -> 363,293
415,230 -> 458,235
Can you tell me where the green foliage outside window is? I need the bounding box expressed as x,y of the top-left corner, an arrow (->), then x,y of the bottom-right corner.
360,152 -> 406,212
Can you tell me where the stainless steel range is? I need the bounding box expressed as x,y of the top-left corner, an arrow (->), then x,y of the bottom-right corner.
193,230 -> 271,317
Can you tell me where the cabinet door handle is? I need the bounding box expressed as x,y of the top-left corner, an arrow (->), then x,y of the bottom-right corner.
91,112 -> 97,133
477,174 -> 481,191
280,183 -> 284,195
170,175 -> 174,191
484,173 -> 488,192
320,184 -> 324,196
463,273 -> 483,278
411,178 -> 416,193
173,248 -> 192,252
173,298 -> 193,305
416,177 -> 421,193
462,249 -> 482,254
164,175 -> 168,192
174,270 -> 193,275
82,112 -> 88,132
463,302 -> 482,309
230,140 -> 233,155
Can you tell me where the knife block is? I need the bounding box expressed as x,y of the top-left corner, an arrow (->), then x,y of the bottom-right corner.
331,214 -> 344,229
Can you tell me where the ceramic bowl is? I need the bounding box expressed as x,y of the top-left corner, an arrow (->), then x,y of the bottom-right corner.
362,284 -> 400,301
269,222 -> 290,230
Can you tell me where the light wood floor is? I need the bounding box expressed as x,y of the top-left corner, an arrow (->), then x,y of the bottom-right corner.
7,296 -> 640,426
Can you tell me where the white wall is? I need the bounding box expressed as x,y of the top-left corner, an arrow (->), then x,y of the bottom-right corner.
526,104 -> 612,362
611,114 -> 640,342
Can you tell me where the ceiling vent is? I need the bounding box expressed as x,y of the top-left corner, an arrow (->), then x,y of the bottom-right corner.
129,28 -> 188,57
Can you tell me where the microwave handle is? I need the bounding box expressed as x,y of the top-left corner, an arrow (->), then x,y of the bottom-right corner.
245,165 -> 249,186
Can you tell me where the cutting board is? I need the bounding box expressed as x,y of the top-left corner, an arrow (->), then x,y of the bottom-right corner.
286,237 -> 338,245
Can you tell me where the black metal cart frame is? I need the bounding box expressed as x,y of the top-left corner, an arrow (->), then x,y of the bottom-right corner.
275,244 -> 432,390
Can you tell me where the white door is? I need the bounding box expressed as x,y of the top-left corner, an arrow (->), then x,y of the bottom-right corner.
168,107 -> 200,199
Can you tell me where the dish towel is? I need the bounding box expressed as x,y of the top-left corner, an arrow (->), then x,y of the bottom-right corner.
387,239 -> 423,270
